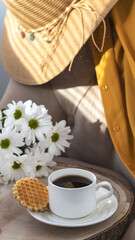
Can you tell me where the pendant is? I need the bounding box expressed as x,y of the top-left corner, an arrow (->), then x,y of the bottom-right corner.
30,33 -> 35,41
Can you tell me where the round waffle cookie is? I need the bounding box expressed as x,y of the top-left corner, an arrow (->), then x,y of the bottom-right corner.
13,177 -> 49,211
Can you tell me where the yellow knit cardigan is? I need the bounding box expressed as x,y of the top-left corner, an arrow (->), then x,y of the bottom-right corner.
91,0 -> 135,176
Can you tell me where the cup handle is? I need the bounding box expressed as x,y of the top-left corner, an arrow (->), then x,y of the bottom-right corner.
96,181 -> 113,205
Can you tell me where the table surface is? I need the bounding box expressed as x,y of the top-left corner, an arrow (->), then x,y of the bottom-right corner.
0,157 -> 134,240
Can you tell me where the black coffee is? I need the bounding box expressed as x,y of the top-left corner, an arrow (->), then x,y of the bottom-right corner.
53,175 -> 92,188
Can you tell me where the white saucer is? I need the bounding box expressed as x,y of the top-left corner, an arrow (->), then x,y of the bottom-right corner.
28,187 -> 118,227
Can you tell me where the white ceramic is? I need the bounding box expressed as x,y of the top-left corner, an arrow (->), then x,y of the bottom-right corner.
48,168 -> 113,219
28,187 -> 118,227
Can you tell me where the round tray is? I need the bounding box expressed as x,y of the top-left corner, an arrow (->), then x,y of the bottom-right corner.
0,157 -> 134,240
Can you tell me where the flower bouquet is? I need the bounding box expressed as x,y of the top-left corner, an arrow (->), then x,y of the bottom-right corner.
0,100 -> 73,184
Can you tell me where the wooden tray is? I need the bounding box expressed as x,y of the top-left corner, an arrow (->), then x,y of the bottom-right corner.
0,157 -> 134,240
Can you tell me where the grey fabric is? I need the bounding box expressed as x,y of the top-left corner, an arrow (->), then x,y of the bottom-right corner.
0,41 -> 134,191
0,78 -> 66,124
1,82 -> 135,238
0,41 -> 135,238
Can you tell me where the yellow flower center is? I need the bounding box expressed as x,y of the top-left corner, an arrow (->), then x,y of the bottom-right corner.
12,161 -> 21,169
1,138 -> 10,149
29,119 -> 39,129
14,109 -> 22,120
51,133 -> 59,142
36,165 -> 42,171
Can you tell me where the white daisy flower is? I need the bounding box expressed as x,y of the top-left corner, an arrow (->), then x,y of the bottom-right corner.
23,103 -> 53,145
30,146 -> 56,177
36,138 -> 49,153
46,120 -> 73,156
0,100 -> 73,184
0,154 -> 36,184
3,100 -> 32,129
0,111 -> 3,130
0,127 -> 25,158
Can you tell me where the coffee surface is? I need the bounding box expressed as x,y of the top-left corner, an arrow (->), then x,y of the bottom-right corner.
53,175 -> 92,188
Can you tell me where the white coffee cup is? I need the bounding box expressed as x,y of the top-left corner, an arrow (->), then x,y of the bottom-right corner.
48,168 -> 113,219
